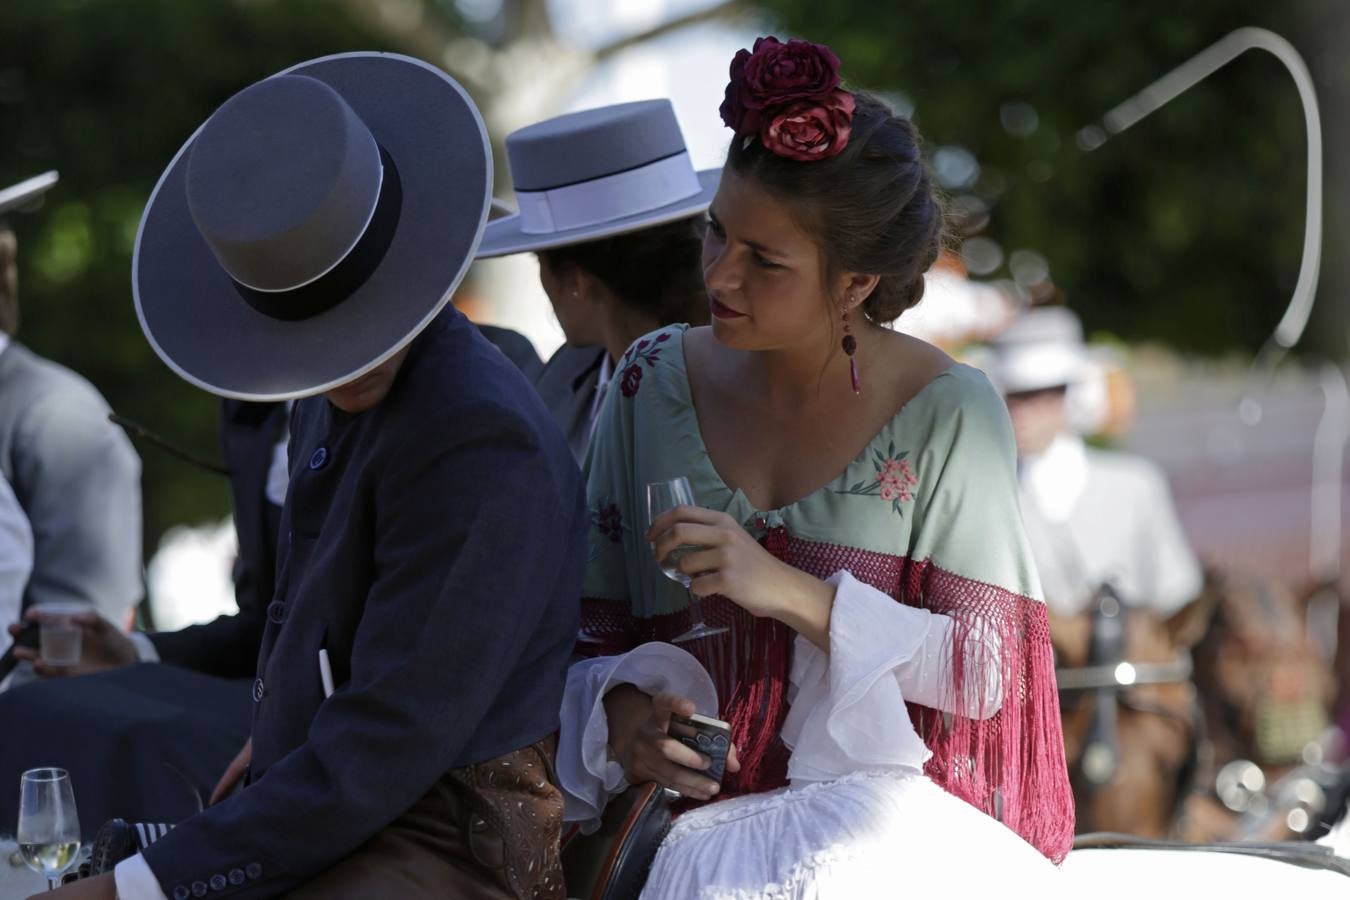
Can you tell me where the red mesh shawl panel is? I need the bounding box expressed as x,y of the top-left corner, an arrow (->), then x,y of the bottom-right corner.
579,526 -> 1074,863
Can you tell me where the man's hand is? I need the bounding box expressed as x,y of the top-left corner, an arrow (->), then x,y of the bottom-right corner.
28,871 -> 116,900
8,609 -> 139,677
210,737 -> 252,805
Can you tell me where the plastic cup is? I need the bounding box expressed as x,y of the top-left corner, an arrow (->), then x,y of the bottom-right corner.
34,603 -> 92,667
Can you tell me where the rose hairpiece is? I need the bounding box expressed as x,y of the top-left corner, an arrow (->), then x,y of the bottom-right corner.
719,35 -> 855,162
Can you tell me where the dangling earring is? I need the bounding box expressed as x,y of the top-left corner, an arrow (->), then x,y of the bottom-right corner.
842,300 -> 860,395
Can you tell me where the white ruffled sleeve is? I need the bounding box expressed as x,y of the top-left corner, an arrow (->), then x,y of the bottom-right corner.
780,570 -> 1003,786
557,642 -> 718,832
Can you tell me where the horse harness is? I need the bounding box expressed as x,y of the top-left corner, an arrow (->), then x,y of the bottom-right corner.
1056,583 -> 1204,804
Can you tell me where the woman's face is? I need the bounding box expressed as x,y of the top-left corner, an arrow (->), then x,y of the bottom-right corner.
701,170 -> 838,352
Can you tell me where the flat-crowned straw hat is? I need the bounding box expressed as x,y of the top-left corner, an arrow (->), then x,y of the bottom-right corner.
133,52 -> 492,401
986,306 -> 1089,395
476,99 -> 718,258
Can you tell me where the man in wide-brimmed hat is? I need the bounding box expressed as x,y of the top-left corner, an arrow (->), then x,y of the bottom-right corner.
44,53 -> 585,900
987,306 -> 1201,618
0,172 -> 144,654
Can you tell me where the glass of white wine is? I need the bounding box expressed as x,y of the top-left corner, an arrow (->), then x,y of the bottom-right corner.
17,768 -> 81,890
646,477 -> 728,642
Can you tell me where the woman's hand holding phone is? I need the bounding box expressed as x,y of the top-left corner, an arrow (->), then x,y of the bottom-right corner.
603,684 -> 740,801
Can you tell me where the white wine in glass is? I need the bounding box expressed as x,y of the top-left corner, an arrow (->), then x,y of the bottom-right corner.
646,477 -> 728,642
17,767 -> 81,890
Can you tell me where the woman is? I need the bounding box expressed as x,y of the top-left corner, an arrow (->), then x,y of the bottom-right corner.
476,100 -> 712,463
560,37 -> 1073,897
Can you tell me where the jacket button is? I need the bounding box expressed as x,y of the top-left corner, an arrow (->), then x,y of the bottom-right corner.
308,447 -> 328,470
173,887 -> 190,900
245,862 -> 263,880
228,868 -> 245,886
266,601 -> 285,624
210,874 -> 227,891
192,882 -> 209,897
252,678 -> 265,702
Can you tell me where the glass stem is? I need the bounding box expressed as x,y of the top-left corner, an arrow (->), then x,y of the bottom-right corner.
685,588 -> 704,626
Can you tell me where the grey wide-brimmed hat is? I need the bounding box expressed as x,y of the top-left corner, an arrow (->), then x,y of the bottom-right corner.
476,99 -> 718,258
986,306 -> 1089,394
133,52 -> 492,401
0,171 -> 59,217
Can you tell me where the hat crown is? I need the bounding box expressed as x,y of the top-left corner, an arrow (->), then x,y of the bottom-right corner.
992,306 -> 1084,351
184,74 -> 383,293
505,99 -> 687,191
988,307 -> 1088,394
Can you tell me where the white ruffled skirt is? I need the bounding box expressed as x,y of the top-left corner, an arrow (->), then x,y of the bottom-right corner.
641,768 -> 1059,900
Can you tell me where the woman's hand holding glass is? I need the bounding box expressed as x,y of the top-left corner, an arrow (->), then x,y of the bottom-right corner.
645,505 -> 835,646
603,684 -> 740,801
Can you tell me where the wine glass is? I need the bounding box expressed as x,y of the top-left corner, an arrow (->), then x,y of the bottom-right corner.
646,477 -> 728,642
17,768 -> 81,890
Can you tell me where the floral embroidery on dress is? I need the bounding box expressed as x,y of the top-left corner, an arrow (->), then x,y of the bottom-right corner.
618,331 -> 673,397
591,501 -> 624,544
836,439 -> 918,514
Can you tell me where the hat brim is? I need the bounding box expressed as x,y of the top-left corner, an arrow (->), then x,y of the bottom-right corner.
133,52 -> 491,401
0,171 -> 59,217
475,168 -> 719,258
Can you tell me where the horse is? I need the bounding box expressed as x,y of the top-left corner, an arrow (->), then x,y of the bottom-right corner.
1050,581 -> 1215,837
1187,570 -> 1340,840
1052,569 -> 1342,842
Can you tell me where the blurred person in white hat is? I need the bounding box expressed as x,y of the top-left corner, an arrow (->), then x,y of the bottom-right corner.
0,172 -> 143,661
988,305 -> 1202,617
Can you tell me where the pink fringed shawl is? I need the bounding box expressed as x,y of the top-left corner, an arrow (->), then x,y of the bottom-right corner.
579,526 -> 1075,864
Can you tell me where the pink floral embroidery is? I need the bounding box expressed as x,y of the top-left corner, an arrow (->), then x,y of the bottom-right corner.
619,365 -> 643,398
591,502 -> 623,544
836,440 -> 918,514
618,331 -> 673,398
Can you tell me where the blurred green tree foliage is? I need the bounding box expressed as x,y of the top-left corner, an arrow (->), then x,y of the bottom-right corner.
754,1 -> 1349,358
0,0 -> 383,578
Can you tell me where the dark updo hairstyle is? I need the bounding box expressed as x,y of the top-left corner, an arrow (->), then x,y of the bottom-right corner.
538,216 -> 710,327
726,91 -> 944,326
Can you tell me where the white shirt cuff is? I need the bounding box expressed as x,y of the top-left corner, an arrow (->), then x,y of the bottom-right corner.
115,853 -> 168,900
128,631 -> 160,663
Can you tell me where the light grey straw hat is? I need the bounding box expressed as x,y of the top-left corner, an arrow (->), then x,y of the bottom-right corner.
0,171 -> 59,217
476,99 -> 718,258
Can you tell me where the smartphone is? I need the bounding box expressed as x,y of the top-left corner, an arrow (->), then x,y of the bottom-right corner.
669,713 -> 732,785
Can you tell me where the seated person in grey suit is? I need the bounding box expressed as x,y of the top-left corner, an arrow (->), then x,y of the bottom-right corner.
0,471 -> 32,652
0,174 -> 143,642
42,54 -> 584,900
477,100 -> 714,463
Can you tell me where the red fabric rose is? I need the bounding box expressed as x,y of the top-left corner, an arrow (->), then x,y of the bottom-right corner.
619,364 -> 643,398
719,47 -> 761,134
760,91 -> 855,161
741,36 -> 841,110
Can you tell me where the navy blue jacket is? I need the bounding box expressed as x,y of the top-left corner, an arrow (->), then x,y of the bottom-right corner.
142,311 -> 586,898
